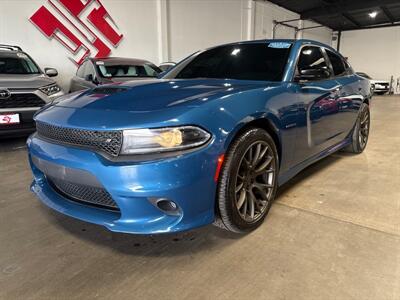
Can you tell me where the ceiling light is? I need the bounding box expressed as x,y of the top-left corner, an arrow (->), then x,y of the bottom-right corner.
368,11 -> 378,18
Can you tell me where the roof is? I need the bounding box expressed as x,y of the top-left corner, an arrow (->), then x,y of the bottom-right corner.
89,57 -> 152,65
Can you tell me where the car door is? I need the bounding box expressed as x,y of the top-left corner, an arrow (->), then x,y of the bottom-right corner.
292,45 -> 344,163
70,60 -> 97,92
325,49 -> 363,138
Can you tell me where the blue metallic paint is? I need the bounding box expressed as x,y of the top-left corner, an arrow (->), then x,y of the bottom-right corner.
27,39 -> 371,233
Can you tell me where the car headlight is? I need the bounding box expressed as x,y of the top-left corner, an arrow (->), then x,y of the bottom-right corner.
121,126 -> 211,155
39,83 -> 61,96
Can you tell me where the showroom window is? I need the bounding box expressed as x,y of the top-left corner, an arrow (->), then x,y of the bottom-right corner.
326,50 -> 346,76
296,46 -> 331,80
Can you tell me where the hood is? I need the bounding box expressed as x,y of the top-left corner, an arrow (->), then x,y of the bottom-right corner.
0,74 -> 55,89
55,79 -> 271,112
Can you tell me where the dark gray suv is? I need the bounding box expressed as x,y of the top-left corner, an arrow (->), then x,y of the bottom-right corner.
0,44 -> 64,137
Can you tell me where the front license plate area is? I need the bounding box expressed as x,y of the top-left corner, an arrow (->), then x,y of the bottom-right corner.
0,113 -> 20,125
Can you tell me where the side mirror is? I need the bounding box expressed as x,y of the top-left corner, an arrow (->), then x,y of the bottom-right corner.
85,74 -> 98,84
44,67 -> 58,77
159,62 -> 176,72
296,68 -> 330,81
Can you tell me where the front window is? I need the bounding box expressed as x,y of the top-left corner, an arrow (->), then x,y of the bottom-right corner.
0,54 -> 40,74
166,42 -> 292,82
97,63 -> 160,78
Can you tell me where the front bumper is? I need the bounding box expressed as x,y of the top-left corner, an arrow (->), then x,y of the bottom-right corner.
27,134 -> 218,234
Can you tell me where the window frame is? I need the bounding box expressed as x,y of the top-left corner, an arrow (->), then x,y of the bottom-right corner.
292,44 -> 334,82
324,48 -> 348,78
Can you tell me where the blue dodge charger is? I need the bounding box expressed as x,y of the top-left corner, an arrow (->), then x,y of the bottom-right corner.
27,39 -> 371,234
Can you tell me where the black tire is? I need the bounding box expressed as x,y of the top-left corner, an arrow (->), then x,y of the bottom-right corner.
214,128 -> 279,233
343,102 -> 370,154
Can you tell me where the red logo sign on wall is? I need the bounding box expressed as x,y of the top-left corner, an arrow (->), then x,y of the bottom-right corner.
30,0 -> 123,65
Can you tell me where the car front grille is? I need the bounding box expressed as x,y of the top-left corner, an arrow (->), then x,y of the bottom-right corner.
0,93 -> 46,108
36,122 -> 123,157
48,176 -> 119,210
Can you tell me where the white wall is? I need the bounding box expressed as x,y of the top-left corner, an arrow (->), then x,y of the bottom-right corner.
340,27 -> 400,84
0,0 -> 332,90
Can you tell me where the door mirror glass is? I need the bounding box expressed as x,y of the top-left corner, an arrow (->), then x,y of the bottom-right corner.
44,67 -> 58,77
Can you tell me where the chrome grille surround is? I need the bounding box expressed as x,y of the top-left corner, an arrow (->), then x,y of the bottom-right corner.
36,121 -> 123,157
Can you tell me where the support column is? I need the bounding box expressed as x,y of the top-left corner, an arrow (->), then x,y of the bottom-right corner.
156,0 -> 170,63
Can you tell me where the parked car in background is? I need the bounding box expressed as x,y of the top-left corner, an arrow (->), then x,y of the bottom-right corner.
69,57 -> 162,93
28,39 -> 371,234
356,72 -> 390,95
159,62 -> 176,72
0,44 -> 64,137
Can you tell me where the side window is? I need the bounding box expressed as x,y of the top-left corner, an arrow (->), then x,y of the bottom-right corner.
76,61 -> 87,78
296,46 -> 331,80
343,58 -> 353,75
83,61 -> 95,78
326,50 -> 346,76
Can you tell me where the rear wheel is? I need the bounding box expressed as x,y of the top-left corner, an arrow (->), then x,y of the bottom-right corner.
343,102 -> 370,154
214,128 -> 278,233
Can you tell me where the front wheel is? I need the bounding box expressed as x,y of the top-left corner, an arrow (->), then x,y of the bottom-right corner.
343,102 -> 370,154
214,128 -> 279,233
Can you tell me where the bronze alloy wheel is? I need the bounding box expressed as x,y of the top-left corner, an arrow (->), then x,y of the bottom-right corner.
215,128 -> 279,233
234,141 -> 276,222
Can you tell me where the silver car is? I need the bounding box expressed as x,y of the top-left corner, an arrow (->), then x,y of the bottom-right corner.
69,57 -> 161,93
0,44 -> 64,137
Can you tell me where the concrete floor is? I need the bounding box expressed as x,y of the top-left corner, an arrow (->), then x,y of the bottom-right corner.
0,95 -> 399,300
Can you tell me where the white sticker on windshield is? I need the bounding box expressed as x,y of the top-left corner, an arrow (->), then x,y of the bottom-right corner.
268,42 -> 291,49
96,61 -> 105,65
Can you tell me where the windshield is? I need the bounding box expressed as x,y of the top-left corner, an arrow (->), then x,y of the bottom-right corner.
0,54 -> 40,74
97,63 -> 160,78
165,42 -> 292,81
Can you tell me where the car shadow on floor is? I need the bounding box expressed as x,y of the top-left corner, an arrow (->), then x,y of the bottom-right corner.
37,150 -> 352,256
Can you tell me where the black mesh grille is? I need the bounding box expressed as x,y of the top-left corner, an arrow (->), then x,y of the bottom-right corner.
0,93 -> 45,108
48,177 -> 119,210
36,122 -> 122,157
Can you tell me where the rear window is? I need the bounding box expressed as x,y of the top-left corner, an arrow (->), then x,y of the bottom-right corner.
166,43 -> 292,82
97,63 -> 160,78
0,54 -> 40,74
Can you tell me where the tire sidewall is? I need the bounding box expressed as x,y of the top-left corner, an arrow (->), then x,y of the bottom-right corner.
217,128 -> 279,232
353,103 -> 370,153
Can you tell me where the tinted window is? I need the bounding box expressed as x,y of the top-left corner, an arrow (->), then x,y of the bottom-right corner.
326,50 -> 346,76
343,59 -> 353,74
76,61 -> 87,78
296,46 -> 330,78
168,43 -> 292,81
0,54 -> 40,74
96,63 -> 159,78
83,61 -> 95,77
